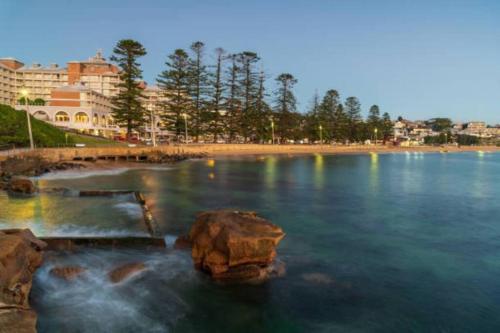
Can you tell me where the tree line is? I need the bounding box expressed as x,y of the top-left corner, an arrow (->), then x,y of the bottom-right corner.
111,39 -> 392,143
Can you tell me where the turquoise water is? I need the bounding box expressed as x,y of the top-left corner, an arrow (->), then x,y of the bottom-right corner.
1,152 -> 499,332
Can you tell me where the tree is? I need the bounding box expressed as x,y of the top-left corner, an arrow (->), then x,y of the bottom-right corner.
319,89 -> 340,141
224,54 -> 242,142
426,118 -> 453,132
157,49 -> 192,141
188,41 -> 210,141
381,112 -> 393,141
332,104 -> 348,142
254,68 -> 272,142
367,104 -> 381,140
274,73 -> 298,142
208,47 -> 225,142
110,39 -> 147,139
304,91 -> 322,142
344,97 -> 362,142
237,52 -> 260,141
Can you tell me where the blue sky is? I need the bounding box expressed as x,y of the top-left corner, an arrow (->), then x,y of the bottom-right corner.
1,0 -> 499,123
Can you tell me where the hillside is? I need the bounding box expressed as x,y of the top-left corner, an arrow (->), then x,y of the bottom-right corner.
0,104 -> 72,148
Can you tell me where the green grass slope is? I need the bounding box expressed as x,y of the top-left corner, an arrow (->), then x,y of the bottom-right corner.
0,104 -> 73,148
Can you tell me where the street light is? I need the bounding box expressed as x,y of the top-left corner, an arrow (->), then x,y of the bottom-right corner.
271,119 -> 275,144
150,107 -> 157,147
182,113 -> 188,144
374,127 -> 378,145
20,89 -> 34,150
319,124 -> 323,146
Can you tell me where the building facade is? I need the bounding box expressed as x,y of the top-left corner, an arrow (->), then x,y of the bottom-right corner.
17,84 -> 119,138
0,51 -> 119,106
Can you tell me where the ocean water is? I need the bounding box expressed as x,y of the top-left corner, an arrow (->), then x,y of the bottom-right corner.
1,152 -> 499,332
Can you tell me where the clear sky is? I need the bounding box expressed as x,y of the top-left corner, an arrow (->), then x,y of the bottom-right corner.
1,0 -> 499,124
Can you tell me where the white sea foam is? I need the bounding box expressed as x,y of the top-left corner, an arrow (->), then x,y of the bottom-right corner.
0,220 -> 149,238
114,202 -> 143,219
34,249 -> 193,332
37,168 -> 132,180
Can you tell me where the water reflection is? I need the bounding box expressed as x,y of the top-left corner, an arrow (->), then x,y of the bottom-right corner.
369,153 -> 379,191
314,154 -> 324,190
265,156 -> 277,189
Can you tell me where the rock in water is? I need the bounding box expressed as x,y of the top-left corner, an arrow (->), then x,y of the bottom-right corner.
0,229 -> 46,333
50,266 -> 87,281
174,234 -> 192,250
108,262 -> 146,283
189,210 -> 285,282
8,178 -> 37,195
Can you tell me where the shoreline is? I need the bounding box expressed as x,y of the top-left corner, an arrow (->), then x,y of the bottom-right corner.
1,145 -> 498,178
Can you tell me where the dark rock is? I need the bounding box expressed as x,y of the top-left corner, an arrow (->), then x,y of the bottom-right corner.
188,210 -> 285,282
174,234 -> 192,250
8,178 -> 36,195
108,262 -> 146,283
50,266 -> 87,281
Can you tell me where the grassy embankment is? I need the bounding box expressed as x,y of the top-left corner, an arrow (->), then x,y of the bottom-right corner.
0,104 -> 121,148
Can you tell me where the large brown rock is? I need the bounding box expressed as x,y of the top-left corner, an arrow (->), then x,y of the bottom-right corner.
189,210 -> 285,282
8,178 -> 37,195
0,229 -> 45,333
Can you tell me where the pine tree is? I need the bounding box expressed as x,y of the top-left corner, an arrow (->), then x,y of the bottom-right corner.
157,49 -> 192,141
381,112 -> 393,141
274,73 -> 298,142
254,68 -> 272,142
208,47 -> 225,142
319,89 -> 340,141
224,54 -> 242,142
367,104 -> 381,141
344,96 -> 362,142
237,52 -> 260,141
188,41 -> 210,141
304,91 -> 321,142
110,39 -> 147,139
332,104 -> 348,142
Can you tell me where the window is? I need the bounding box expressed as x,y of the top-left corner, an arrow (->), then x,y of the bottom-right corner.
55,111 -> 70,122
75,112 -> 89,123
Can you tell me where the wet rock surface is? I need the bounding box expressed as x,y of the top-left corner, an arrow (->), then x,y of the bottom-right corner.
0,229 -> 46,333
50,266 -> 87,281
188,210 -> 285,282
108,262 -> 146,283
0,155 -> 83,179
7,178 -> 37,195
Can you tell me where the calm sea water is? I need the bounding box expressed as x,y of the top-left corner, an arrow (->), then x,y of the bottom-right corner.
1,152 -> 499,332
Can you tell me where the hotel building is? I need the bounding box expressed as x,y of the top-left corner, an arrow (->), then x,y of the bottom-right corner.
23,83 -> 119,137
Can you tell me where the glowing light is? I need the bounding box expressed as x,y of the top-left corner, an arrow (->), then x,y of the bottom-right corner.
20,89 -> 29,97
206,159 -> 215,168
208,172 -> 215,180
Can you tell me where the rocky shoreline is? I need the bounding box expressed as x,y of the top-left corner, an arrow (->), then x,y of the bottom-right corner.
0,210 -> 286,332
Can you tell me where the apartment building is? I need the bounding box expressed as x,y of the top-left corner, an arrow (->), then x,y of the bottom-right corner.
0,51 -> 120,106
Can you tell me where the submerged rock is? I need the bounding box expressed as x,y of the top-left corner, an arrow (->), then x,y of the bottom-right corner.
0,229 -> 45,333
8,178 -> 37,195
108,262 -> 146,283
50,266 -> 87,281
188,210 -> 285,282
174,234 -> 192,250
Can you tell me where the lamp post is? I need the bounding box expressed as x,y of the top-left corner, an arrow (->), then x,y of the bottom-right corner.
21,89 -> 34,150
374,127 -> 378,145
319,125 -> 323,146
182,113 -> 188,144
444,132 -> 448,145
150,108 -> 157,147
271,120 -> 275,144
